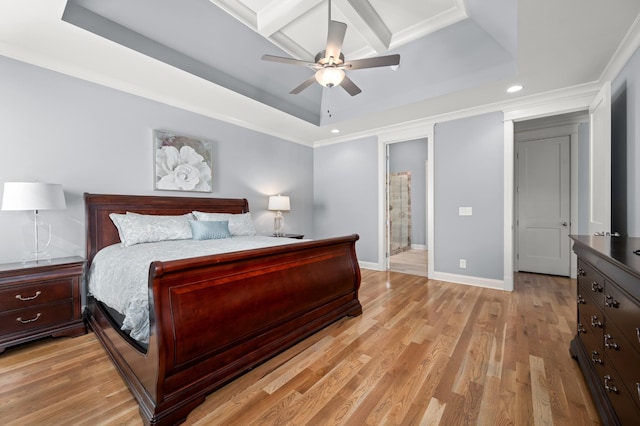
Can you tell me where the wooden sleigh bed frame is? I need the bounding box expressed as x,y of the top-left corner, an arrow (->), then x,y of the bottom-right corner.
84,193 -> 362,425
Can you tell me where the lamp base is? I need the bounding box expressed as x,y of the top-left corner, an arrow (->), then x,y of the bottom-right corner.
21,213 -> 53,264
273,211 -> 285,237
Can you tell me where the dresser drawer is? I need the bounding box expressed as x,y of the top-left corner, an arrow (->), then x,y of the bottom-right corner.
578,307 -> 605,369
578,259 -> 605,306
0,279 -> 73,311
602,320 -> 640,410
602,354 -> 640,424
0,302 -> 73,335
578,261 -> 605,306
603,282 -> 640,353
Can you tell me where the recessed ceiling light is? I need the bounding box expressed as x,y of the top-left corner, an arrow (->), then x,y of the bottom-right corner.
507,84 -> 523,93
331,129 -> 340,134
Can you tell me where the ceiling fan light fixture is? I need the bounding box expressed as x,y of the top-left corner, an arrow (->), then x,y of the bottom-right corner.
315,67 -> 345,88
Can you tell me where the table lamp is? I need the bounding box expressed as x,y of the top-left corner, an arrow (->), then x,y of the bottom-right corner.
268,194 -> 290,237
1,182 -> 67,263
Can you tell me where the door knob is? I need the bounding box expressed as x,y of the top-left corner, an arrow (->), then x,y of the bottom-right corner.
562,222 -> 568,227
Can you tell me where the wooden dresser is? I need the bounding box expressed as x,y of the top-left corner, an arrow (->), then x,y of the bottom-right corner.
570,235 -> 640,424
0,256 -> 86,353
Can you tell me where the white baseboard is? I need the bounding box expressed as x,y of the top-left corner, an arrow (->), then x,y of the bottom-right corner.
359,260 -> 383,271
430,271 -> 505,291
410,244 -> 427,250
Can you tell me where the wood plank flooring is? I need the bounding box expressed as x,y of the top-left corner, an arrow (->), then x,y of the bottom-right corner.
0,271 -> 600,425
389,249 -> 427,277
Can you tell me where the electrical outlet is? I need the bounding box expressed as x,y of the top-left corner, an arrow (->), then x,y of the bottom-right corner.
459,207 -> 472,216
459,259 -> 467,268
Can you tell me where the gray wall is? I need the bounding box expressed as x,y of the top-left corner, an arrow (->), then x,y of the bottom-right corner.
313,137 -> 379,263
612,46 -> 640,237
434,112 -> 504,280
389,138 -> 428,246
0,55 -> 314,263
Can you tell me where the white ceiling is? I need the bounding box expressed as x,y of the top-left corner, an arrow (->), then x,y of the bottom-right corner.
1,0 -> 639,146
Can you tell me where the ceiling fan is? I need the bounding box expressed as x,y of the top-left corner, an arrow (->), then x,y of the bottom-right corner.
261,0 -> 400,96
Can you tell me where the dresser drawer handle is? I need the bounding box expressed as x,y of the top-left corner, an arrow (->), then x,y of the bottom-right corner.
590,315 -> 602,328
604,375 -> 618,393
591,281 -> 603,292
591,350 -> 603,365
604,334 -> 619,350
578,267 -> 585,276
577,294 -> 586,304
604,295 -> 619,308
636,383 -> 640,402
577,322 -> 586,334
16,313 -> 41,324
15,291 -> 42,301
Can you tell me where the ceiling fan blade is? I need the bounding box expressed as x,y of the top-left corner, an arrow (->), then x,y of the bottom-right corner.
325,20 -> 347,61
340,75 -> 361,96
262,54 -> 317,68
343,54 -> 400,70
290,75 -> 318,94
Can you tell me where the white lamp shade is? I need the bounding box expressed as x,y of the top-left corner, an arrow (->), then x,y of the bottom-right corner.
268,195 -> 290,211
1,182 -> 67,211
315,67 -> 345,88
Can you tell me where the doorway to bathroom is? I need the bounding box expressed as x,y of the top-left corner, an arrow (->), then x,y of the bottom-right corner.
387,138 -> 428,277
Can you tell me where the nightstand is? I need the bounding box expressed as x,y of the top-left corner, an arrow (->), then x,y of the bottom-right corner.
0,256 -> 86,353
274,234 -> 305,239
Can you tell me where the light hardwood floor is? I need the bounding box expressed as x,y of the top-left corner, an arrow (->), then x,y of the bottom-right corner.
390,249 -> 428,277
0,271 -> 599,425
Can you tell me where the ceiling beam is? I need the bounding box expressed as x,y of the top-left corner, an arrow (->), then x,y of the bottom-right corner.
334,0 -> 391,54
257,0 -> 323,37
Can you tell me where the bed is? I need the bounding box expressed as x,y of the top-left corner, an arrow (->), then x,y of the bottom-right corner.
83,193 -> 362,426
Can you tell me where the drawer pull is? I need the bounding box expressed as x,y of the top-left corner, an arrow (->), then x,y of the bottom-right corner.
577,323 -> 586,334
591,281 -> 603,292
578,267 -> 585,276
15,291 -> 42,301
604,334 -> 619,350
577,294 -> 586,304
636,383 -> 640,402
604,375 -> 618,393
590,315 -> 603,328
604,295 -> 619,308
16,313 -> 41,324
637,327 -> 640,344
591,350 -> 603,365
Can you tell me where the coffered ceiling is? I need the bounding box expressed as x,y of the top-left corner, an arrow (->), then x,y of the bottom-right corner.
1,0 -> 639,145
210,0 -> 469,60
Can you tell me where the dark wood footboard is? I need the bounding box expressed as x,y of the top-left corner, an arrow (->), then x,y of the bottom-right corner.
84,193 -> 362,426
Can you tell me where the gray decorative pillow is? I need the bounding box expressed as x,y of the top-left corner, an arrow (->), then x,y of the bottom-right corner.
109,212 -> 194,247
189,220 -> 231,240
192,211 -> 256,236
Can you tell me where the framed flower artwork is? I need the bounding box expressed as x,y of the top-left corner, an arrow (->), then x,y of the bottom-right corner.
153,130 -> 213,192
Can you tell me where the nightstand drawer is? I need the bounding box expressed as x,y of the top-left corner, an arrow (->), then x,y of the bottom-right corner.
0,256 -> 86,352
0,302 -> 73,335
0,279 -> 73,311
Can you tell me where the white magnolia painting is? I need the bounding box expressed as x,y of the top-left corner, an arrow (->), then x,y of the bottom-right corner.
153,130 -> 212,192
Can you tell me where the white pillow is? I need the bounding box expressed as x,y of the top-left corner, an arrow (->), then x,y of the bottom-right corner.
109,212 -> 194,247
192,211 -> 256,236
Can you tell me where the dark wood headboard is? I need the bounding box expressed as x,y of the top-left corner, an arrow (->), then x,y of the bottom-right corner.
84,193 -> 249,266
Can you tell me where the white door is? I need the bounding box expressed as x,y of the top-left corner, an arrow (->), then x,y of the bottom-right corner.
589,82 -> 612,235
517,136 -> 571,276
